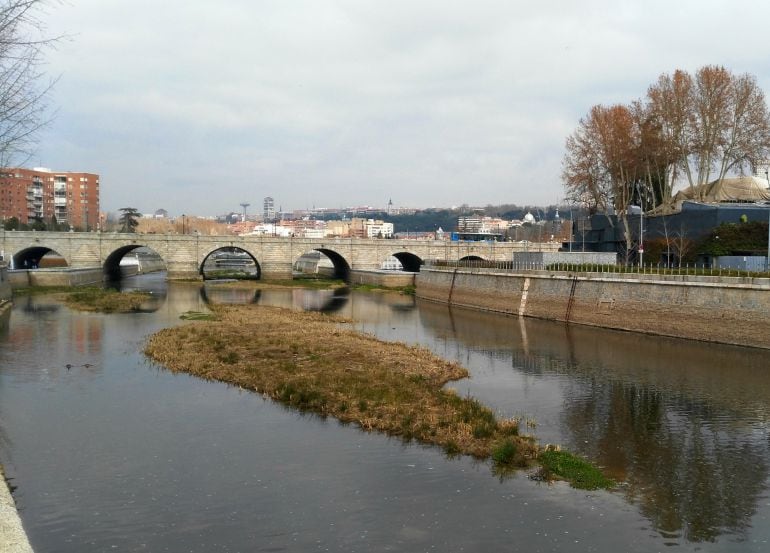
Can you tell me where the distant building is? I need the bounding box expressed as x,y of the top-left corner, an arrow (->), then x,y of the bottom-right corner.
349,218 -> 393,238
0,167 -> 100,229
263,196 -> 275,221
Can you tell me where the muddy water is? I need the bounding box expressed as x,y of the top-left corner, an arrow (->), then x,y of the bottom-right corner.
0,274 -> 768,552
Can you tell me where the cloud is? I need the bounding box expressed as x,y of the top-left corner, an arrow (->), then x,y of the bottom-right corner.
32,0 -> 770,214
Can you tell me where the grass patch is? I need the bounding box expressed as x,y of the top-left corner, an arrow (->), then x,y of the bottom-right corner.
145,303 -> 612,485
537,449 -> 614,490
207,278 -> 346,290
12,285 -> 73,296
63,287 -> 154,313
144,304 -> 539,463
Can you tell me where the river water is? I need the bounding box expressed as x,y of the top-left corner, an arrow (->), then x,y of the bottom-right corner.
1,273 -> 769,552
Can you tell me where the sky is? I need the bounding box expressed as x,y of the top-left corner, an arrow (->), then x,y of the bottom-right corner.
31,0 -> 770,216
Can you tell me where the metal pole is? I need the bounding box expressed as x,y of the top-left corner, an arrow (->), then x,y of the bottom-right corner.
766,170 -> 770,272
637,181 -> 644,268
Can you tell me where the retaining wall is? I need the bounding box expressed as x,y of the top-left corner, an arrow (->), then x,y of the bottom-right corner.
350,269 -> 415,288
8,267 -> 105,288
416,268 -> 770,349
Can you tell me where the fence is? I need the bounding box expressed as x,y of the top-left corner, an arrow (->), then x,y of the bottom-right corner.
426,259 -> 770,279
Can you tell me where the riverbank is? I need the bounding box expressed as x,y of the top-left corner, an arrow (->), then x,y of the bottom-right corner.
0,465 -> 33,553
416,267 -> 770,349
12,286 -> 154,313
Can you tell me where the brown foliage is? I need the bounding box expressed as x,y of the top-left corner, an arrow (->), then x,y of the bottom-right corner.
565,65 -> 770,211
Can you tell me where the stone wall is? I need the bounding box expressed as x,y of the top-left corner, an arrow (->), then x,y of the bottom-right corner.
416,268 -> 770,349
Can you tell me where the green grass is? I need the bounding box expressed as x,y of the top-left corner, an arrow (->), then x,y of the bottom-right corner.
180,310 -> 216,321
537,449 -> 614,490
12,285 -> 73,296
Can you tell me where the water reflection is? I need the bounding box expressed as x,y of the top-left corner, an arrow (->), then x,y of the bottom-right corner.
199,283 -> 262,304
0,305 -> 9,338
414,301 -> 770,543
2,278 -> 770,550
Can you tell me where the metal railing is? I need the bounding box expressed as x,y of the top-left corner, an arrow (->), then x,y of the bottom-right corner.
425,259 -> 770,279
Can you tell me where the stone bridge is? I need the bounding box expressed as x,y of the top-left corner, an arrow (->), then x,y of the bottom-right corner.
0,230 -> 558,280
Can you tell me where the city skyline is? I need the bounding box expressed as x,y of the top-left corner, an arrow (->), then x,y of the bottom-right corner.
30,1 -> 770,214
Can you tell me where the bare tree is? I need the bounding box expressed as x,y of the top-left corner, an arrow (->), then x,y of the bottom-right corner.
562,104 -> 642,262
0,1 -> 58,166
646,65 -> 770,195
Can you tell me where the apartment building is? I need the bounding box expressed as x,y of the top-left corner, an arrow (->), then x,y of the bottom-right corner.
0,168 -> 100,229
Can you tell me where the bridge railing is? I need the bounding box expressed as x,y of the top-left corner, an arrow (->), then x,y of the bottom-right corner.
424,259 -> 770,279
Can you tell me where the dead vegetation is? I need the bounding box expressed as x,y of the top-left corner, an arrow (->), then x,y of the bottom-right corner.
144,304 -> 538,465
63,287 -> 154,313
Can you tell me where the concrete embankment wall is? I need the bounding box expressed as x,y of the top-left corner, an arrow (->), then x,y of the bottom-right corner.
349,269 -> 415,288
416,268 -> 770,349
8,267 -> 104,288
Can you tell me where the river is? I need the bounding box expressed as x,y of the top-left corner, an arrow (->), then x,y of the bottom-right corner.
1,273 -> 769,552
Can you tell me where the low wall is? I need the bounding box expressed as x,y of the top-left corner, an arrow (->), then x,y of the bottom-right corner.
9,267 -> 105,288
416,268 -> 770,349
350,270 -> 416,288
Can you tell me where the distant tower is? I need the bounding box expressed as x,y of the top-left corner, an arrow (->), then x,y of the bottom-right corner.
240,202 -> 250,222
263,196 -> 275,221
387,198 -> 393,215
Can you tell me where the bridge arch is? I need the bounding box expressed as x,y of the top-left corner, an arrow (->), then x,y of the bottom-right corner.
389,252 -> 423,272
103,245 -> 168,280
293,248 -> 351,281
459,255 -> 486,263
200,246 -> 260,280
13,246 -> 69,269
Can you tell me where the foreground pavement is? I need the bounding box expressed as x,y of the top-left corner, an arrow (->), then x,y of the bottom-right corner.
0,467 -> 33,553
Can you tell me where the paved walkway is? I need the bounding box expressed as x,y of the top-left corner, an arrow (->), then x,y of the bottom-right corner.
0,466 -> 33,553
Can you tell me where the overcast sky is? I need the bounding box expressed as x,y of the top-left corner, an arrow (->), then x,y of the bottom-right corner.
33,0 -> 770,216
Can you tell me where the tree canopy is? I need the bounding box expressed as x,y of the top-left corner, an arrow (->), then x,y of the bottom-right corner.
119,207 -> 141,233
563,65 -> 770,214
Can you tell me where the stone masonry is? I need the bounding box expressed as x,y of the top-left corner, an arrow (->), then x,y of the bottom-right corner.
0,231 -> 559,280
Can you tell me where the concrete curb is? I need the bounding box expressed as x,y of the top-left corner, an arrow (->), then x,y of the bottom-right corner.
0,466 -> 33,553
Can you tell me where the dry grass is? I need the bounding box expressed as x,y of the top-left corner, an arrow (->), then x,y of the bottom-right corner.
207,278 -> 345,290
144,304 -> 538,464
63,287 -> 154,313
